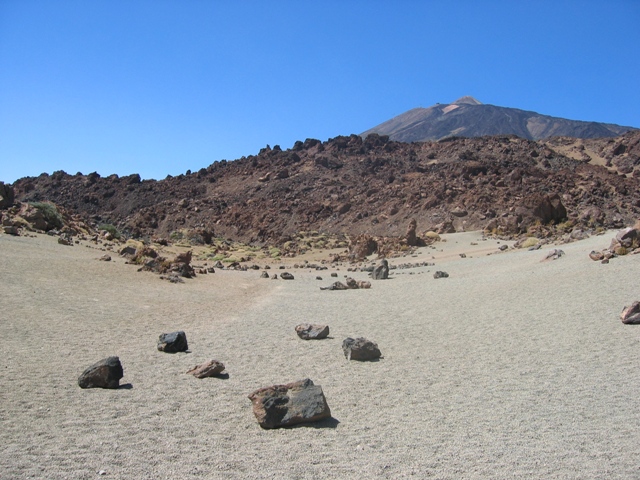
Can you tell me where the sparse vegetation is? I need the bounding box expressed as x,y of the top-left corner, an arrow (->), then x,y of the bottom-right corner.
98,223 -> 120,239
30,202 -> 63,229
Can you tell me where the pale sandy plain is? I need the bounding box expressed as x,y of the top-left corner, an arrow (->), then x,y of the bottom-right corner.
1,230 -> 640,479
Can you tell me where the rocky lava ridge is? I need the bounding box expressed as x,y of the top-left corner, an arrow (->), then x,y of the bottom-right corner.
9,131 -> 640,248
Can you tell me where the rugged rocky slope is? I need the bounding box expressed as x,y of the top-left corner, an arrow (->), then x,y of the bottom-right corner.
362,97 -> 637,142
8,130 -> 640,248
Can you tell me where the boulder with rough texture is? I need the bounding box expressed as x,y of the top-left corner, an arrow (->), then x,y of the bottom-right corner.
157,331 -> 189,353
621,301 -> 640,325
280,272 -> 294,280
342,337 -> 382,361
295,324 -> 330,340
371,259 -> 389,280
78,356 -> 123,389
186,360 -> 225,378
615,227 -> 638,249
433,271 -> 449,279
248,378 -> 331,429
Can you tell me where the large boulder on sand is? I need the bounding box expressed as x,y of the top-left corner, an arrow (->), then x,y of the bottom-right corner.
78,356 -> 123,389
248,378 -> 331,429
157,331 -> 189,353
371,259 -> 389,280
342,337 -> 382,361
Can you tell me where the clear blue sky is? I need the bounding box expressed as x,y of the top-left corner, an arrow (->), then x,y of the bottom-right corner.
1,1 -> 639,184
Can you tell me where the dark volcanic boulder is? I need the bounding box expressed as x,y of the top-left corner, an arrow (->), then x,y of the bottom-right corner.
295,323 -> 330,340
78,356 -> 123,389
342,337 -> 382,361
371,259 -> 389,280
0,182 -> 15,209
186,359 -> 226,378
248,378 -> 331,429
621,301 -> 640,325
280,272 -> 294,280
405,218 -> 418,246
157,331 -> 189,353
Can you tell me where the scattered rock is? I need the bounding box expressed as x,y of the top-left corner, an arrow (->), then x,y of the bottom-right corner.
260,271 -> 270,278
157,331 -> 189,353
405,219 -> 418,246
541,249 -> 565,261
98,254 -> 112,261
280,272 -> 294,280
342,337 -> 381,361
589,250 -> 604,261
186,360 -> 226,378
320,281 -> 348,291
621,301 -> 640,325
3,225 -> 19,235
295,323 -> 330,340
248,378 -> 331,429
433,271 -> 449,279
57,236 -> 72,246
78,356 -> 123,389
371,259 -> 389,280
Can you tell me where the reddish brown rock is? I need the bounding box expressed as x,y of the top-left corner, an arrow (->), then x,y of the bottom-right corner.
621,302 -> 640,325
186,360 -> 225,378
78,356 -> 123,389
248,378 -> 331,429
295,324 -> 329,340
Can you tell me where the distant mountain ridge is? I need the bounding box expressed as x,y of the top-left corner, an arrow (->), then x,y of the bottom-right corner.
362,97 -> 637,142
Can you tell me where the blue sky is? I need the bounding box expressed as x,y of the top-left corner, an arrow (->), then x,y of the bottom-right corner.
1,1 -> 639,183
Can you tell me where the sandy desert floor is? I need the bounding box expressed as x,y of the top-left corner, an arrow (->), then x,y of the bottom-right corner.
1,230 -> 640,479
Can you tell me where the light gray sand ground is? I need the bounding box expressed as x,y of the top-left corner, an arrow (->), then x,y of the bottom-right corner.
1,231 -> 639,479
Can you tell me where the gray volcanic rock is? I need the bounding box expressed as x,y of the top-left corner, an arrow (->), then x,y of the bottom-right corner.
78,356 -> 123,389
295,323 -> 330,340
248,378 -> 331,429
157,331 -> 188,353
342,337 -> 381,361
371,259 -> 389,280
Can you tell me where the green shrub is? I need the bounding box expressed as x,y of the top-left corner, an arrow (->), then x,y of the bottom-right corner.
98,223 -> 120,239
30,202 -> 63,229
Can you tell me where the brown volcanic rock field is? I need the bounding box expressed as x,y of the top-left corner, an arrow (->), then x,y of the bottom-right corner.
11,131 -> 640,245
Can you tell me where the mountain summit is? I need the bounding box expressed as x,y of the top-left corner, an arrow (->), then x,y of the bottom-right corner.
361,97 -> 636,142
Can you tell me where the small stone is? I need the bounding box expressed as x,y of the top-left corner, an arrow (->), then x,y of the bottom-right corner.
433,271 -> 449,279
589,251 -> 604,261
78,356 -> 123,389
280,272 -> 294,280
295,324 -> 330,340
186,360 -> 225,378
541,249 -> 565,262
621,301 -> 640,325
99,254 -> 112,261
342,337 -> 382,361
157,331 -> 188,353
260,271 -> 269,278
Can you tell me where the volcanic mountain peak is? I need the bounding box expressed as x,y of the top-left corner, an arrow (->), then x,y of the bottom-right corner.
362,98 -> 636,142
452,96 -> 482,105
